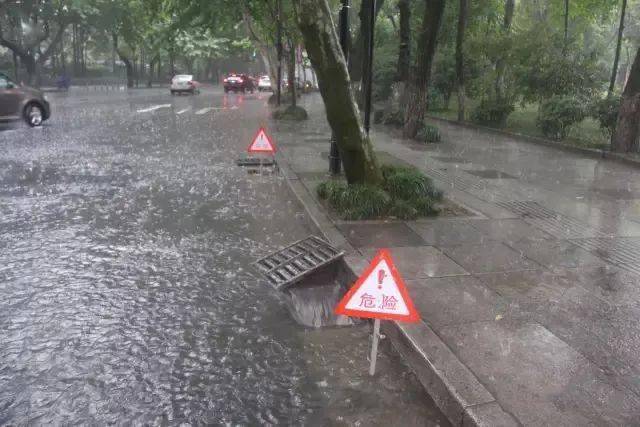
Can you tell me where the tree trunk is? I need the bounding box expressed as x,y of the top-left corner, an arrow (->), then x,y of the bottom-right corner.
288,41 -> 297,106
293,0 -> 382,185
564,0 -> 569,45
403,0 -> 446,139
611,47 -> 640,152
456,0 -> 467,122
396,0 -> 411,83
609,0 -> 627,96
12,52 -> 19,81
495,0 -> 515,101
113,33 -> 134,88
349,0 -> 385,85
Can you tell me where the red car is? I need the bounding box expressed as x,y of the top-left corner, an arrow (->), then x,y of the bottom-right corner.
223,74 -> 255,93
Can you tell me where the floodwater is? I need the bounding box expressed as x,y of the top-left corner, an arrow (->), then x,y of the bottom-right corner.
0,88 -> 448,425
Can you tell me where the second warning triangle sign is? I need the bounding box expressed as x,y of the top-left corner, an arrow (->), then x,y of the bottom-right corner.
335,249 -> 420,322
248,127 -> 276,153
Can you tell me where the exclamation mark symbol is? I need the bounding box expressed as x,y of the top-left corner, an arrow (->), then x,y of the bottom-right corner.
377,270 -> 386,290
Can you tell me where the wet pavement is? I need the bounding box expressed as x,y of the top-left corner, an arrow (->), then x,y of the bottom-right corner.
272,94 -> 640,425
0,88 -> 449,425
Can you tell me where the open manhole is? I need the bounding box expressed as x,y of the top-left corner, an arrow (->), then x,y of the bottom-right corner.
466,169 -> 517,179
253,236 -> 345,290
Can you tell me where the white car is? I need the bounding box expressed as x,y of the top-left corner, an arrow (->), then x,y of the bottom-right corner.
258,75 -> 272,92
170,75 -> 199,95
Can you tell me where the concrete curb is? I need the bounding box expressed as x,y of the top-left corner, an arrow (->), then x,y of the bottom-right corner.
425,115 -> 640,170
275,149 -> 517,427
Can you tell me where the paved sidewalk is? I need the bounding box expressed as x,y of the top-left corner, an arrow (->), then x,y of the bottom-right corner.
271,94 -> 640,426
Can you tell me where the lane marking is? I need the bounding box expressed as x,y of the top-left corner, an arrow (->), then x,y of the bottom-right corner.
195,107 -> 215,115
176,108 -> 190,115
137,104 -> 171,113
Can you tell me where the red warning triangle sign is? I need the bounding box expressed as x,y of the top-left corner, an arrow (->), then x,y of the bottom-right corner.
335,249 -> 420,322
248,127 -> 276,153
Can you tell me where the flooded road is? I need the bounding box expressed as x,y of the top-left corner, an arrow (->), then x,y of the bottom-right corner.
0,88 -> 448,425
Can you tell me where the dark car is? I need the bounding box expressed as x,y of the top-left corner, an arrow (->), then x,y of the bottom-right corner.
0,73 -> 51,127
223,74 -> 255,93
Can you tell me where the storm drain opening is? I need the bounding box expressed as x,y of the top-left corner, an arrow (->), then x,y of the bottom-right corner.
253,236 -> 356,328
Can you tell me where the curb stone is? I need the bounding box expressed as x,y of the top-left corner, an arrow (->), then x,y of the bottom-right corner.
275,149 -> 518,427
425,115 -> 640,170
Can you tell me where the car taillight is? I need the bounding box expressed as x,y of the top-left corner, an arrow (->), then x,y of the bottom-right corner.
223,78 -> 228,83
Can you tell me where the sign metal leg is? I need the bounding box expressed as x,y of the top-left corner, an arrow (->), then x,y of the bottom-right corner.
369,318 -> 381,376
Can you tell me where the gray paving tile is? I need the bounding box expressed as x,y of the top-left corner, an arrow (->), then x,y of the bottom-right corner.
531,285 -> 640,396
555,265 -> 640,307
468,218 -> 553,244
439,321 -> 640,426
407,276 -> 508,328
509,238 -> 608,269
474,270 -> 573,307
465,169 -> 518,179
337,223 -> 426,249
360,246 -> 469,279
407,220 -> 491,246
440,242 -> 540,273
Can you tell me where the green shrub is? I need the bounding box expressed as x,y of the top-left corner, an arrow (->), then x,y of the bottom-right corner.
590,97 -> 620,138
388,199 -> 418,220
382,165 -> 443,202
536,96 -> 585,140
383,110 -> 405,128
317,165 -> 443,220
272,105 -> 309,121
416,124 -> 441,143
374,109 -> 385,124
471,98 -> 515,128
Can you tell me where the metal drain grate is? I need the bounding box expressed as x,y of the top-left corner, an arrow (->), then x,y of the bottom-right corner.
572,238 -> 640,275
253,236 -> 344,290
496,201 -> 606,239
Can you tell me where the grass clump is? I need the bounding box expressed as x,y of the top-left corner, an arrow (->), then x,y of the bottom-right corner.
317,165 -> 443,220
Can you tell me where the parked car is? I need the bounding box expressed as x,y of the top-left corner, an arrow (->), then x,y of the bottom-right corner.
170,75 -> 199,95
223,74 -> 255,93
257,75 -> 272,92
0,72 -> 51,127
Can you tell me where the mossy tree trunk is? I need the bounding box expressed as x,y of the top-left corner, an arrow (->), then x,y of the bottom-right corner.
456,0 -> 467,122
396,0 -> 411,84
403,0 -> 446,139
611,47 -> 640,153
288,39 -> 297,107
293,0 -> 382,185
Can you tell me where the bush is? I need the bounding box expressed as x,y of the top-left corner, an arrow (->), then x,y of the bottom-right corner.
536,96 -> 586,140
383,110 -> 405,128
317,165 -> 443,220
590,97 -> 620,138
272,105 -> 308,121
471,98 -> 514,128
382,165 -> 443,201
373,109 -> 385,124
416,124 -> 441,143
317,182 -> 390,220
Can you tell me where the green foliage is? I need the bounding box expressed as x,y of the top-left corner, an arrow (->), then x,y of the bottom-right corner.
272,105 -> 308,121
590,97 -> 620,138
383,110 -> 405,128
471,98 -> 515,128
317,165 -> 443,220
537,96 -> 586,141
416,124 -> 442,143
381,165 -> 444,202
317,182 -> 390,220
